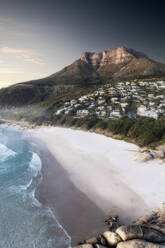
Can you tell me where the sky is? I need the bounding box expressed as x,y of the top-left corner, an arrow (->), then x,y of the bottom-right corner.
0,0 -> 165,85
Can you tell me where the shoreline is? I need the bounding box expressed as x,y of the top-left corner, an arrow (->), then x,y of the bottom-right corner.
26,136 -> 72,246
1,121 -> 165,245
0,118 -> 36,129
29,127 -> 165,244
27,136 -> 108,245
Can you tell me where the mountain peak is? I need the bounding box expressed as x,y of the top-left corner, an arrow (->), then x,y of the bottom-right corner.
80,51 -> 102,66
80,46 -> 148,67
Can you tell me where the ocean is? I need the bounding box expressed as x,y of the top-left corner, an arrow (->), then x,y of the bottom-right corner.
0,124 -> 71,248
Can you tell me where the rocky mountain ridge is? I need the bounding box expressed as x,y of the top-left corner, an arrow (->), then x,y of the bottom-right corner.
80,46 -> 148,67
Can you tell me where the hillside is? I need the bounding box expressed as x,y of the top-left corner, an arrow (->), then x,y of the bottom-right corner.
0,46 -> 165,107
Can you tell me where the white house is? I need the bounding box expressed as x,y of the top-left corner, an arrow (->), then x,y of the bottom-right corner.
78,95 -> 89,102
70,99 -> 77,105
77,109 -> 89,117
110,110 -> 121,118
137,105 -> 158,119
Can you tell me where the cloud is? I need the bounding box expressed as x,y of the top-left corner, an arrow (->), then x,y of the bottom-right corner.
0,47 -> 27,54
0,68 -> 23,74
21,53 -> 45,65
0,46 -> 45,65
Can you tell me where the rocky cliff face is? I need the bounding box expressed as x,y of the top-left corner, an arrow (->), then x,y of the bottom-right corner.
80,52 -> 102,67
80,47 -> 148,67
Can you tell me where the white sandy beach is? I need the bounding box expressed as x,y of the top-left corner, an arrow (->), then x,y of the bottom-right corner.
29,127 -> 165,242
30,127 -> 165,218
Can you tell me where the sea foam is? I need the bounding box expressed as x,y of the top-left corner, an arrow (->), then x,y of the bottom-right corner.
29,152 -> 42,177
0,143 -> 16,162
0,125 -> 71,248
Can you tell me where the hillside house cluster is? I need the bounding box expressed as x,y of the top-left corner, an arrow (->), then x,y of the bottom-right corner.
55,80 -> 165,120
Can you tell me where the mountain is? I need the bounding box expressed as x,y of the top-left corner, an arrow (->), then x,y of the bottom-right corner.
79,46 -> 165,79
0,46 -> 165,107
52,46 -> 165,79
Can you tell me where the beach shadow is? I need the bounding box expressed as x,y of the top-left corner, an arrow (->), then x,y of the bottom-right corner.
30,138 -> 108,245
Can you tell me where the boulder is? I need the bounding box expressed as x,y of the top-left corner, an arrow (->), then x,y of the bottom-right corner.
98,234 -> 107,246
156,145 -> 165,159
103,231 -> 122,246
142,226 -> 165,243
116,225 -> 143,241
117,239 -> 165,248
135,204 -> 165,227
73,245 -> 93,248
94,245 -> 107,248
105,216 -> 119,231
131,150 -> 153,162
145,225 -> 165,236
86,237 -> 98,245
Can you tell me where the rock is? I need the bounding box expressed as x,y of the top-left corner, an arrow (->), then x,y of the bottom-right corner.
117,239 -> 165,248
105,216 -> 119,231
142,226 -> 165,243
103,231 -> 122,246
73,245 -> 93,248
116,225 -> 143,241
131,150 -> 153,162
94,245 -> 107,248
86,237 -> 98,245
80,47 -> 148,67
98,234 -> 107,246
136,204 -> 165,234
146,225 -> 165,236
156,145 -> 165,159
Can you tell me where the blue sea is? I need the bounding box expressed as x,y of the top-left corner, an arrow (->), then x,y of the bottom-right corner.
0,124 -> 71,248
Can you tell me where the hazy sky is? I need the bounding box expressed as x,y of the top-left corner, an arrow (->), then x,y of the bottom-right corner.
0,0 -> 165,84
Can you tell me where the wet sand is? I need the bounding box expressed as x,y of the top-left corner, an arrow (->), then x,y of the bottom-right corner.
31,139 -> 107,245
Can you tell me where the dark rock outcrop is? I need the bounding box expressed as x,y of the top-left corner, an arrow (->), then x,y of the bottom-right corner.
73,204 -> 165,248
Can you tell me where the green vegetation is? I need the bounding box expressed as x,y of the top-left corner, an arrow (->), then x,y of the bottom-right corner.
32,113 -> 165,148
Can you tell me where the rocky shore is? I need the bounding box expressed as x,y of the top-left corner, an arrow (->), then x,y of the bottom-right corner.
74,204 -> 165,248
131,145 -> 165,163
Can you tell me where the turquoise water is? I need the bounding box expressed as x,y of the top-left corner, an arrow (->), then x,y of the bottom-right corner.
0,125 -> 70,248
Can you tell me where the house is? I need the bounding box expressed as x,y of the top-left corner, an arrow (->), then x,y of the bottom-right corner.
110,110 -> 121,118
75,104 -> 81,108
149,102 -> 155,107
100,111 -> 106,117
148,94 -> 154,98
98,99 -> 105,105
70,99 -> 77,105
65,107 -> 72,115
78,95 -> 89,102
97,106 -> 105,111
55,108 -> 65,115
137,105 -> 147,116
121,103 -> 128,110
111,97 -> 118,103
88,102 -> 95,109
107,106 -> 112,111
137,105 -> 158,119
64,102 -> 70,106
77,109 -> 89,117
